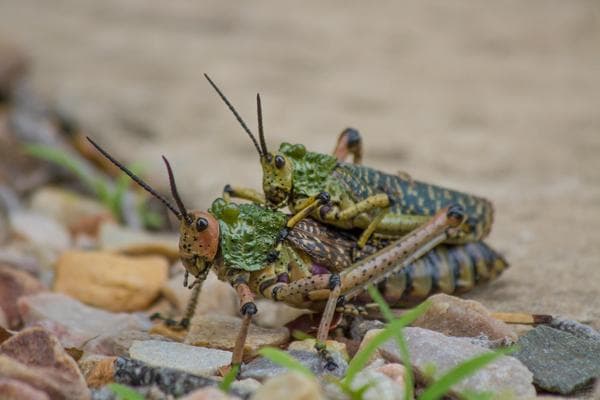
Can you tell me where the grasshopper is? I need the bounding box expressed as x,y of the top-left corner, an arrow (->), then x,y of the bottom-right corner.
87,137 -> 471,369
204,74 -> 494,249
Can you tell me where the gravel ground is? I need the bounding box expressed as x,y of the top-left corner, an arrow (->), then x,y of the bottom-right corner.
1,0 -> 599,331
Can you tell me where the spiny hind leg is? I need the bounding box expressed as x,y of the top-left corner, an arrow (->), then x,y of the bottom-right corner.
332,127 -> 363,164
223,184 -> 266,204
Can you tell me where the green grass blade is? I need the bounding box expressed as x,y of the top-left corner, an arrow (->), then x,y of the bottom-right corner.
367,285 -> 416,400
107,383 -> 145,400
24,144 -> 99,193
258,347 -> 314,378
218,364 -> 239,393
345,300 -> 430,384
418,348 -> 513,400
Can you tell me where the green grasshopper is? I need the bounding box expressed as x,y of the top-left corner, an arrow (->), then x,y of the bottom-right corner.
87,137 -> 472,369
204,74 -> 494,249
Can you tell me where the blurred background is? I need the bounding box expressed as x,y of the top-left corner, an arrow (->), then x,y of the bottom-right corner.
0,1 -> 598,327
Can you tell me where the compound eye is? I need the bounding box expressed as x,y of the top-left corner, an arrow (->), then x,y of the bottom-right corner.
274,155 -> 286,169
195,217 -> 209,232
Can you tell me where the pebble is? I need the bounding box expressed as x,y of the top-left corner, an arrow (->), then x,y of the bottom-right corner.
30,187 -> 114,236
162,269 -> 238,317
113,357 -> 250,399
0,327 -> 90,399
0,264 -> 45,328
78,355 -> 116,388
411,294 -> 517,342
179,387 -> 236,400
99,222 -> 179,262
18,292 -> 150,349
9,210 -> 71,252
53,250 -> 168,312
365,326 -> 536,399
513,325 -> 600,394
253,299 -> 310,329
129,340 -> 232,376
287,339 -> 349,361
240,349 -> 348,381
350,367 -> 409,400
0,378 -> 50,400
84,329 -> 171,357
250,371 -> 324,400
185,314 -> 289,357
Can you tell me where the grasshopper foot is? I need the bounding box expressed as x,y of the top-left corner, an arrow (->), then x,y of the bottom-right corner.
315,341 -> 339,371
150,313 -> 190,331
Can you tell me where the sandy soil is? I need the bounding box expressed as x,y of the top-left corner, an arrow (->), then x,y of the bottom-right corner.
1,1 -> 599,329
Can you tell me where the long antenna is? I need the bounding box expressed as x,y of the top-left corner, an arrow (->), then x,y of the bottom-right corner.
86,137 -> 183,220
256,93 -> 268,156
204,73 -> 263,157
161,156 -> 192,225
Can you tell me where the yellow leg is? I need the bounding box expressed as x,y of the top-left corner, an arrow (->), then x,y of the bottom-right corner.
321,193 -> 389,222
223,184 -> 265,204
286,192 -> 330,229
356,208 -> 388,248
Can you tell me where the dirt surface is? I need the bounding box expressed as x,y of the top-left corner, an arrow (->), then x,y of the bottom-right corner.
1,1 -> 599,329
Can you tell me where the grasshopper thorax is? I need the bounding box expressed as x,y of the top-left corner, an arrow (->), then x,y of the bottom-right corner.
261,152 -> 293,208
178,210 -> 220,278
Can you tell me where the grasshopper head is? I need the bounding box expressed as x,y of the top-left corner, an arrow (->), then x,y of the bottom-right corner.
86,137 -> 218,288
261,151 -> 293,208
204,74 -> 294,208
178,210 -> 220,278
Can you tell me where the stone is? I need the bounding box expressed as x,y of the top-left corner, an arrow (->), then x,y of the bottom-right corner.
9,211 -> 71,265
18,292 -> 151,349
349,317 -> 385,341
29,187 -> 114,237
185,314 -> 290,357
99,222 -> 179,262
550,316 -> 600,341
0,378 -> 50,400
287,339 -> 349,361
0,327 -> 90,399
411,294 -> 517,342
129,340 -> 232,376
240,349 -> 347,381
369,327 -> 536,399
0,264 -> 45,328
113,357 -> 249,399
54,250 -> 168,312
84,329 -> 171,357
350,368 -> 409,400
250,372 -> 324,400
253,299 -> 310,329
162,269 -> 238,317
513,325 -> 600,394
179,387 -> 234,400
78,355 -> 116,388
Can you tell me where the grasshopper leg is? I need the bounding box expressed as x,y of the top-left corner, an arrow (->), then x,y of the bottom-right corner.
223,184 -> 266,204
231,280 -> 258,366
332,127 -> 363,164
285,192 -> 331,230
150,276 -> 203,330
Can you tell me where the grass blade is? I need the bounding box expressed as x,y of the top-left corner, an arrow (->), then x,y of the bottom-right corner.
218,364 -> 239,393
418,348 -> 513,400
107,383 -> 145,400
258,347 -> 314,378
345,299 -> 430,384
367,285 -> 416,400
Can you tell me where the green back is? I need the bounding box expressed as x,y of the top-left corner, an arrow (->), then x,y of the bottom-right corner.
279,142 -> 338,197
209,199 -> 287,271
